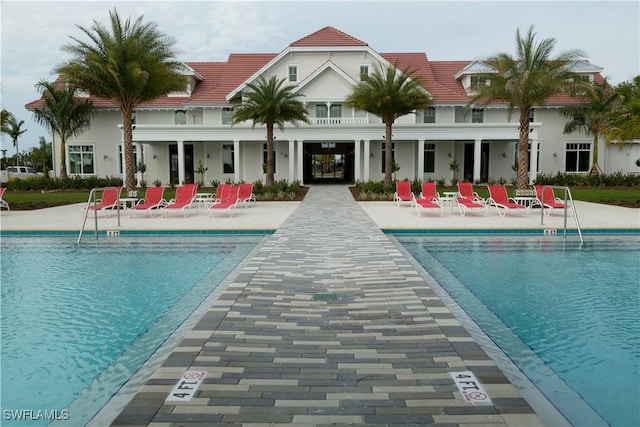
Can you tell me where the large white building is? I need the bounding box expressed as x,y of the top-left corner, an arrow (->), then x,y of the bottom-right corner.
27,26 -> 640,186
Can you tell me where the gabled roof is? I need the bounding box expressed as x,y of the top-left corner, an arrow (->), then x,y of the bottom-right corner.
292,60 -> 359,94
289,26 -> 368,47
26,27 -> 604,111
453,61 -> 497,80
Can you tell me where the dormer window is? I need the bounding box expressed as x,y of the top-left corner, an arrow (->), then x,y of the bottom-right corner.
470,75 -> 487,90
288,66 -> 298,82
360,65 -> 369,81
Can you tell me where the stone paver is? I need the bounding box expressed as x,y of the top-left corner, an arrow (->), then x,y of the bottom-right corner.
108,185 -> 544,426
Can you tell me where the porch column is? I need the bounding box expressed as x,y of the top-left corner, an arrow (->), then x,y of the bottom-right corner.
354,139 -> 361,182
473,138 -> 482,182
363,139 -> 370,181
529,135 -> 539,184
297,139 -> 304,185
417,140 -> 425,181
289,139 -> 295,182
177,140 -> 185,184
233,139 -> 240,182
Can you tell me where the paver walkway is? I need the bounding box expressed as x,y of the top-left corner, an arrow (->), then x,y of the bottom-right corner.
111,185 -> 542,426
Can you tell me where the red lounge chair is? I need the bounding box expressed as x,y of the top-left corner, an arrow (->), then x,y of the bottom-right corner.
457,182 -> 484,203
161,184 -> 197,217
533,185 -> 569,216
86,186 -> 122,217
0,187 -> 9,212
419,182 -> 440,201
209,184 -> 240,217
413,196 -> 443,217
129,186 -> 166,217
393,181 -> 413,207
237,183 -> 256,208
455,197 -> 487,217
412,182 -> 443,217
486,185 -> 529,217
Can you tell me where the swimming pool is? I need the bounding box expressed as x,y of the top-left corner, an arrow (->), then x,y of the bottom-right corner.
396,234 -> 640,427
0,234 -> 264,426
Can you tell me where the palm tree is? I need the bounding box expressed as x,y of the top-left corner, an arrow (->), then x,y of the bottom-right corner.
562,78 -> 618,175
345,62 -> 432,187
604,75 -> 640,144
31,80 -> 94,178
6,115 -> 27,166
55,8 -> 187,190
232,75 -> 309,186
1,109 -> 11,135
469,25 -> 585,189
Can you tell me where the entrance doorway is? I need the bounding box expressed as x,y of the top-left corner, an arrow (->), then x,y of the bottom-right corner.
303,142 -> 354,183
169,144 -> 194,185
311,154 -> 345,180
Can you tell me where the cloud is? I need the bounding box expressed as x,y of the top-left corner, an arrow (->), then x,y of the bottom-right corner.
2,0 -> 638,151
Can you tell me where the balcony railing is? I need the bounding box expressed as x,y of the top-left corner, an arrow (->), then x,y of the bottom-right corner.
309,117 -> 369,125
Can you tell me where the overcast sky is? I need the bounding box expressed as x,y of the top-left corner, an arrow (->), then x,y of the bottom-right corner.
1,0 -> 639,151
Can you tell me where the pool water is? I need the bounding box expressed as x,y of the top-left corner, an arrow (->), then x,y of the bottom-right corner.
0,235 -> 264,426
397,235 -> 640,427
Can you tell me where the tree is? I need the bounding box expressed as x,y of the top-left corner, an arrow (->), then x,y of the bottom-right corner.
24,137 -> 53,174
469,25 -> 585,189
604,75 -> 640,144
5,115 -> 27,166
562,78 -> 618,175
232,75 -> 309,186
1,109 -> 11,135
345,62 -> 432,187
31,80 -> 94,178
55,8 -> 187,190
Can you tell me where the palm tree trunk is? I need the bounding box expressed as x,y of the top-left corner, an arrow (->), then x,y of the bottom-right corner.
14,139 -> 19,166
384,121 -> 393,188
589,134 -> 602,175
266,124 -> 275,187
122,109 -> 136,191
59,137 -> 68,179
517,114 -> 530,190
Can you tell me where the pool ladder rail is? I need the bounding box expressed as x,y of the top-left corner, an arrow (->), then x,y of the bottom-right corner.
538,185 -> 583,244
78,187 -> 122,245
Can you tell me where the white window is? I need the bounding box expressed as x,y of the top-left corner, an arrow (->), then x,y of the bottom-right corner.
566,143 -> 590,172
470,75 -> 487,89
222,144 -> 234,173
471,108 -> 484,123
423,143 -> 435,173
174,110 -> 187,125
222,107 -> 234,125
423,107 -> 436,124
288,66 -> 298,82
68,145 -> 95,175
329,103 -> 342,123
528,108 -> 535,123
359,65 -> 369,81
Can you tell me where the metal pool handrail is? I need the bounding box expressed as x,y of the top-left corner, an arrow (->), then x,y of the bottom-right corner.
539,185 -> 583,243
78,187 -> 121,245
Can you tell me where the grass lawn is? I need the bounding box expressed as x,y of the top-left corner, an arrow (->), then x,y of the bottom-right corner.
2,186 -> 640,210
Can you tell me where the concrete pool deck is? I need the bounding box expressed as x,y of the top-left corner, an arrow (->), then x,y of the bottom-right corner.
1,186 -> 638,426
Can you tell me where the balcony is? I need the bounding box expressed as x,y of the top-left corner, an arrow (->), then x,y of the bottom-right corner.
309,117 -> 369,125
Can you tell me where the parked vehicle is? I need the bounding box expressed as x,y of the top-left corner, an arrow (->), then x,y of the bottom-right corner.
0,166 -> 44,182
